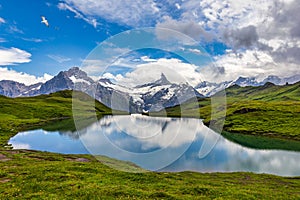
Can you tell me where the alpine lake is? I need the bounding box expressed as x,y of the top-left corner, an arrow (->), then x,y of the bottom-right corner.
8,115 -> 300,176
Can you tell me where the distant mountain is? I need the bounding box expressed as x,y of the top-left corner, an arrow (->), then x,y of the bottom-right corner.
1,66 -> 300,111
0,68 -> 202,113
195,75 -> 300,97
0,67 -> 94,97
93,73 -> 203,112
223,81 -> 300,101
195,81 -> 234,97
39,67 -> 94,94
0,80 -> 28,97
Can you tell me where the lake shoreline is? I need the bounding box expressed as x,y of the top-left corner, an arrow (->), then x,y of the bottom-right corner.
7,115 -> 300,177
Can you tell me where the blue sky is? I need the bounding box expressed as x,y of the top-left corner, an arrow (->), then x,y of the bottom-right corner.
0,0 -> 299,85
0,0 -> 128,77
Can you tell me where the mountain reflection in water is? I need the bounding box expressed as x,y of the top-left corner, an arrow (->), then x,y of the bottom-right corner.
9,115 -> 300,176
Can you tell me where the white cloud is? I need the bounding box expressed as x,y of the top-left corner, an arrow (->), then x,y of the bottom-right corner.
156,16 -> 213,42
192,0 -> 271,30
103,53 -> 294,87
58,2 -> 98,28
178,0 -> 300,81
0,47 -> 31,65
140,56 -> 157,62
187,48 -> 202,55
222,25 -> 259,49
22,38 -> 43,43
106,58 -> 203,87
8,25 -> 24,34
81,59 -> 108,75
48,54 -> 71,63
200,50 -> 300,83
0,67 -> 53,85
0,17 -> 5,24
81,44 -> 131,75
59,0 -> 163,27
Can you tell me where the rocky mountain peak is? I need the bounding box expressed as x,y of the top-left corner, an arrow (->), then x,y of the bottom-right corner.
98,78 -> 113,85
135,73 -> 171,88
64,67 -> 93,82
154,73 -> 171,85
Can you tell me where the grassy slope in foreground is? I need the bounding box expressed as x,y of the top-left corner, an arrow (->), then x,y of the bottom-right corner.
161,82 -> 300,151
0,150 -> 299,199
0,90 -> 299,199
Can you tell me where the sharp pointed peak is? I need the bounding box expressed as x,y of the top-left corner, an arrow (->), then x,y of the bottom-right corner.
154,73 -> 171,85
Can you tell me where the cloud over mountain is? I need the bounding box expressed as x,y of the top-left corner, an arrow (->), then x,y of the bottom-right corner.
0,67 -> 53,86
0,47 -> 31,65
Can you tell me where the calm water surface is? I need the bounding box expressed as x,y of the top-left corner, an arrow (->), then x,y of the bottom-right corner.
9,115 -> 300,176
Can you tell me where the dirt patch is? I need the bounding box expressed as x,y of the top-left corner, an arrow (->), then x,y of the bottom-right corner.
66,158 -> 90,162
4,150 -> 21,154
239,175 -> 253,185
0,154 -> 11,162
0,179 -> 11,183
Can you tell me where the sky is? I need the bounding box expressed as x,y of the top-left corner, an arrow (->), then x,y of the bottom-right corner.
0,0 -> 299,86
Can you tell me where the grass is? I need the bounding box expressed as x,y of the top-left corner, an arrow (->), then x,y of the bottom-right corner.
222,100 -> 300,140
0,89 -> 299,198
0,149 -> 299,199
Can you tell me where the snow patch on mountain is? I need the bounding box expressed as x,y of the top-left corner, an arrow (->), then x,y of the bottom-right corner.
69,75 -> 91,85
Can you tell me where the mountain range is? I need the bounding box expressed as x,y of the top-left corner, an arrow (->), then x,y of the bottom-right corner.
1,67 -> 300,112
195,75 -> 300,96
0,67 -> 202,112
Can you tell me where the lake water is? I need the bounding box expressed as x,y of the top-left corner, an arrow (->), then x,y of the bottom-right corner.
8,115 -> 300,176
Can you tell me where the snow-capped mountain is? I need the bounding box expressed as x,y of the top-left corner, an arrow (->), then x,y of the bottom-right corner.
93,73 -> 203,112
0,67 -> 94,97
195,75 -> 300,97
195,81 -> 235,97
1,67 -> 300,110
39,67 -> 94,94
0,68 -> 202,112
0,80 -> 28,97
133,74 -> 203,112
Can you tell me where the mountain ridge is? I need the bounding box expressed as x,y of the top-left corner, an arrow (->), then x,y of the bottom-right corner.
0,67 -> 203,113
195,74 -> 300,97
1,67 -> 300,112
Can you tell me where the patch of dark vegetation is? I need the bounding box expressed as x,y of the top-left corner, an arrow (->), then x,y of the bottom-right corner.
181,187 -> 211,195
233,107 -> 261,114
149,191 -> 175,199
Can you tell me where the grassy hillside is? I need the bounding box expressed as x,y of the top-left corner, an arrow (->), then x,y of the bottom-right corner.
161,82 -> 300,150
0,90 -> 112,147
219,82 -> 300,141
225,82 -> 300,101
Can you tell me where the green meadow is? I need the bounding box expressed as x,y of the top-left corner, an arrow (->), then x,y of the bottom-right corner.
0,87 -> 299,199
1,150 -> 300,199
